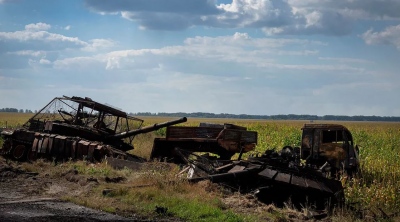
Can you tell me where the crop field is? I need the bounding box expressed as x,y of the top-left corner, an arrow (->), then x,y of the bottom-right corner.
1,112 -> 400,221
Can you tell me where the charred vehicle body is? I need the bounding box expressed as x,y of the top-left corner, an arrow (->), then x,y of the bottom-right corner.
1,97 -> 360,209
150,122 -> 258,162
162,123 -> 359,209
0,96 -> 187,162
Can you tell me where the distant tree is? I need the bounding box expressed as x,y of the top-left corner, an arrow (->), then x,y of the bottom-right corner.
19,109 -> 24,113
0,108 -> 18,112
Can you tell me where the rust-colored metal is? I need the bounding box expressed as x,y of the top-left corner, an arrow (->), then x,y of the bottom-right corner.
0,96 -> 187,162
150,123 -> 257,162
180,123 -> 359,209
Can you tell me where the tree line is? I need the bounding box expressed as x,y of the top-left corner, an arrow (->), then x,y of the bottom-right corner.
0,108 -> 35,113
2,108 -> 399,121
132,112 -> 400,122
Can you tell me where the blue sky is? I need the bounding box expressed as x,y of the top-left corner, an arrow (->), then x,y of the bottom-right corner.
0,0 -> 399,116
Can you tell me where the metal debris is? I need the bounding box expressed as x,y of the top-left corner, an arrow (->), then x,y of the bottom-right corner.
0,96 -> 187,162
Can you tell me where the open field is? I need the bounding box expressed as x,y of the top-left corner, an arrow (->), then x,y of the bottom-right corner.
1,112 -> 400,221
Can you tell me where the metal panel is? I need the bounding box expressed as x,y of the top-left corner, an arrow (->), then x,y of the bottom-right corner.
32,138 -> 39,152
37,138 -> 43,154
258,168 -> 278,179
88,143 -> 97,160
77,140 -> 90,159
275,172 -> 291,183
65,138 -> 73,158
228,165 -> 246,173
48,134 -> 56,154
291,175 -> 307,188
41,136 -> 49,154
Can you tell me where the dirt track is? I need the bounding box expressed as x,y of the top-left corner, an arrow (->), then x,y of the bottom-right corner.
0,160 -> 143,222
0,198 -> 133,221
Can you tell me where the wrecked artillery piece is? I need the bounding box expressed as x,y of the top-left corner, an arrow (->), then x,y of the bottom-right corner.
0,96 -> 187,162
152,123 -> 359,209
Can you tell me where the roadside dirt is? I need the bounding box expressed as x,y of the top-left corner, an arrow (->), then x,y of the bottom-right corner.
0,157 -> 334,222
0,158 -> 141,221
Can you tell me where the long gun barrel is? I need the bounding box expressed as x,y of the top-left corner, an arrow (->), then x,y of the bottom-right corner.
108,117 -> 187,140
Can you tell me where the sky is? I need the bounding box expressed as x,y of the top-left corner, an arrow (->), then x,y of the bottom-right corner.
0,0 -> 399,116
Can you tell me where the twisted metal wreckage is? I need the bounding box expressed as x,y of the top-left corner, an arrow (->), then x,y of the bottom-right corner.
0,96 -> 360,209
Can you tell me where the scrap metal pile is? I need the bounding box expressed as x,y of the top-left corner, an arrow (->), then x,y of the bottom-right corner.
0,95 -> 360,209
150,122 -> 359,209
0,96 -> 186,162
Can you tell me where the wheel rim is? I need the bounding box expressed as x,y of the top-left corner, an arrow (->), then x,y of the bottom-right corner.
13,145 -> 26,160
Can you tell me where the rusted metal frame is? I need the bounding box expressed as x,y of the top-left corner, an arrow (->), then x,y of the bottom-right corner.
173,148 -> 190,165
84,103 -> 97,126
58,97 -> 79,113
124,116 -> 132,143
23,98 -> 58,127
236,130 -> 245,160
174,148 -> 218,174
114,116 -> 120,133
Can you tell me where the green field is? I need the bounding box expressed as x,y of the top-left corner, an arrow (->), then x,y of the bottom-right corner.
1,112 -> 399,221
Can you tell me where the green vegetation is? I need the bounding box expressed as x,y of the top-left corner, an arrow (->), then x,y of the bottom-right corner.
133,118 -> 400,217
1,113 -> 400,221
133,112 -> 400,122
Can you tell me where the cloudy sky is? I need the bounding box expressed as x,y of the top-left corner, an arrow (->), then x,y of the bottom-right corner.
1,0 -> 399,116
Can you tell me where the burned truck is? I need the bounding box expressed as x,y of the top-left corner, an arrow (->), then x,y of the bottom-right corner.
150,122 -> 258,162
160,123 -> 359,209
0,96 -> 187,162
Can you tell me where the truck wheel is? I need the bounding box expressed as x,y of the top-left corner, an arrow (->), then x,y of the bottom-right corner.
12,144 -> 27,160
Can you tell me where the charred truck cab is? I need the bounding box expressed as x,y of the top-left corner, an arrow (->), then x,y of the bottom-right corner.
301,124 -> 359,176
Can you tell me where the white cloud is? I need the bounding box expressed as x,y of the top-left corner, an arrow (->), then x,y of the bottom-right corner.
25,22 -> 51,31
288,0 -> 400,20
64,25 -> 71,30
83,0 -> 400,36
0,29 -> 86,46
39,58 -> 51,65
0,24 -> 116,52
7,50 -> 46,57
318,57 -> 371,64
362,25 -> 400,49
82,39 -> 116,52
0,23 -> 123,69
215,0 -> 293,27
50,32 -> 368,76
53,56 -> 102,69
106,57 -> 121,70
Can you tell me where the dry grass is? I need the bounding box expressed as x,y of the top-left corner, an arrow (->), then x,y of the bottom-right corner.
1,113 -> 400,221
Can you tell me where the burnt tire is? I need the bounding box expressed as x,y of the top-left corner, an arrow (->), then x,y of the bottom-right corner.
12,144 -> 27,160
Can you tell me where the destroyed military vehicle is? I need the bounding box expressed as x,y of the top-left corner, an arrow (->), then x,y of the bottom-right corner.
155,123 -> 359,209
150,122 -> 258,162
0,96 -> 187,162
